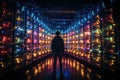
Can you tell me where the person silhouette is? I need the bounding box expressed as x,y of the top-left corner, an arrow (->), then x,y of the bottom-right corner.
51,31 -> 64,78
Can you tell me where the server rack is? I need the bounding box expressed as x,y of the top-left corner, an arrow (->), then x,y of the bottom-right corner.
0,1 -> 53,73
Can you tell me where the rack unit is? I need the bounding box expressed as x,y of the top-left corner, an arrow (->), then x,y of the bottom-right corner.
102,8 -> 116,71
0,1 -> 53,72
65,1 -> 118,71
0,1 -> 14,72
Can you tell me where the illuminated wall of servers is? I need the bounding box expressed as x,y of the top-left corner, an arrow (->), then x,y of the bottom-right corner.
0,0 -> 119,73
0,1 -> 53,72
64,2 -> 118,71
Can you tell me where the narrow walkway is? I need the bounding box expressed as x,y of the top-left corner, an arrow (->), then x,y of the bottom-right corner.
14,56 -> 102,80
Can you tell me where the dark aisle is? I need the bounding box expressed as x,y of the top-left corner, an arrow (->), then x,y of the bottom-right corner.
14,56 -> 102,80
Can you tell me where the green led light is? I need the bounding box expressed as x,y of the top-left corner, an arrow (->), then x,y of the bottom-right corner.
18,27 -> 24,31
16,45 -> 19,47
90,49 -> 93,52
109,25 -> 112,29
98,50 -> 101,53
17,38 -> 20,43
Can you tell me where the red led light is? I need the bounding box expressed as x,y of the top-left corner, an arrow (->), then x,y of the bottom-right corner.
3,9 -> 7,14
3,23 -> 7,27
1,50 -> 7,55
2,36 -> 7,42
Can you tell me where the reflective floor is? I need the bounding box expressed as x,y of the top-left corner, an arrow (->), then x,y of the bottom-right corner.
14,56 -> 103,80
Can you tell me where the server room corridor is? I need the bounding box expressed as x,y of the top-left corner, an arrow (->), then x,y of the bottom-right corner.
14,56 -> 103,80
0,0 -> 120,80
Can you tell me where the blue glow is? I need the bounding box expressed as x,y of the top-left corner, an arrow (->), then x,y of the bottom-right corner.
74,24 -> 76,27
31,13 -> 34,17
41,21 -> 43,24
102,2 -> 105,8
72,27 -> 73,29
16,33 -> 19,36
78,21 -> 81,25
110,0 -> 114,3
76,30 -> 78,33
34,25 -> 37,28
88,14 -> 91,18
34,16 -> 36,20
64,71 -> 68,77
1,30 -> 5,34
92,11 -> 94,16
57,26 -> 60,28
27,11 -> 29,15
22,6 -> 25,11
16,45 -> 19,47
64,69 -> 69,78
36,17 -> 38,21
17,49 -> 20,52
30,26 -> 32,29
61,30 -> 63,33
18,27 -> 24,31
48,33 -> 50,35
45,31 -> 47,33
56,70 -> 60,79
27,21 -> 30,25
81,19 -> 83,23
84,17 -> 86,21
97,7 -> 100,12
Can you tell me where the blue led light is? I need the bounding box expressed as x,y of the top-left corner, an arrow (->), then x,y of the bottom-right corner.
18,27 -> 24,31
17,49 -> 20,52
34,25 -> 37,28
22,6 -> 25,11
34,16 -> 36,20
16,33 -> 19,36
31,13 -> 34,17
44,31 -> 47,33
27,11 -> 29,15
63,22 -> 66,24
30,26 -> 32,29
110,0 -> 114,3
76,30 -> 78,33
27,21 -> 30,25
92,11 -> 94,16
78,21 -> 81,25
102,2 -> 105,8
81,19 -> 83,23
16,45 -> 19,47
41,21 -> 43,24
1,30 -> 5,34
88,14 -> 91,18
57,26 -> 60,28
36,17 -> 38,21
84,17 -> 86,21
97,7 -> 100,12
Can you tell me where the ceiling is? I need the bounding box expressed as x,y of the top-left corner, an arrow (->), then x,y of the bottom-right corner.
22,0 -> 100,30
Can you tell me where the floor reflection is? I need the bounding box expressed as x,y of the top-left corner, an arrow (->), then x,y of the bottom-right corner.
15,56 -> 102,80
